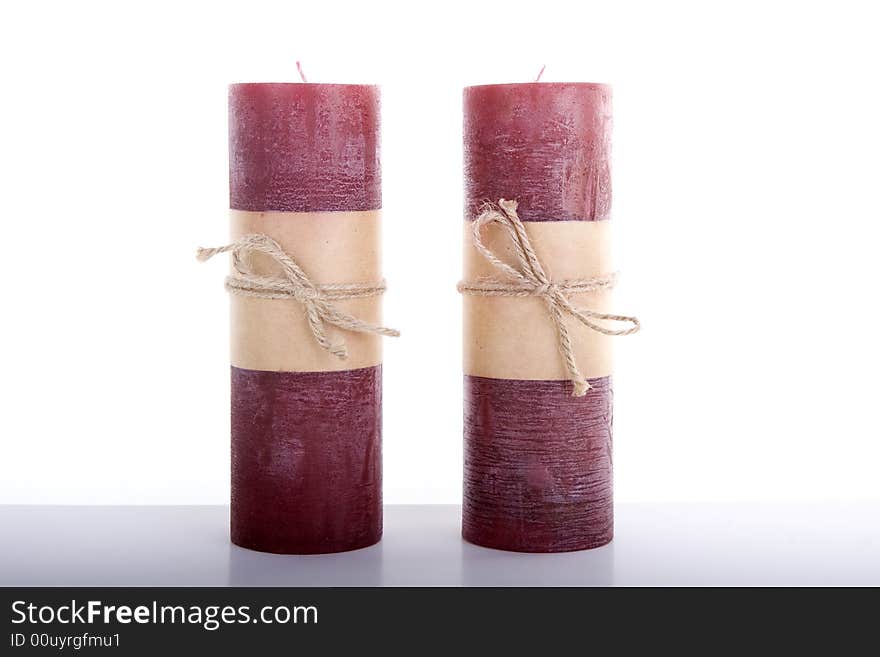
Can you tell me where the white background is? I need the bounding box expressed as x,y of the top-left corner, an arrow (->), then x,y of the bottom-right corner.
1,0 -> 878,505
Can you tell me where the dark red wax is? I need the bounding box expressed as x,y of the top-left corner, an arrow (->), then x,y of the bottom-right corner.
231,366 -> 382,554
463,82 -> 615,552
228,82 -> 382,554
463,375 -> 613,552
229,83 -> 381,212
463,83 -> 612,221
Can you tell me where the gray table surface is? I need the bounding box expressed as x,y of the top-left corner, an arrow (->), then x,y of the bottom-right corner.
1,503 -> 878,586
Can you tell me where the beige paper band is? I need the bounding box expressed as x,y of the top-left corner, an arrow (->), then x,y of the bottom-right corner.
230,210 -> 383,372
463,218 -> 614,380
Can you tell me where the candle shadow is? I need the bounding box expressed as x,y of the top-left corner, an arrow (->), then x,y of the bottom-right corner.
226,541 -> 383,587
460,539 -> 615,586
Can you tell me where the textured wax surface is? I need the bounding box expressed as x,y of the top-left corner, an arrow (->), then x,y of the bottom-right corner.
463,375 -> 613,552
231,366 -> 382,554
463,83 -> 612,222
229,83 -> 381,212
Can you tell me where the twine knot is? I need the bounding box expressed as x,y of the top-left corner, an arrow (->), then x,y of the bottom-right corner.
457,199 -> 640,397
198,233 -> 399,360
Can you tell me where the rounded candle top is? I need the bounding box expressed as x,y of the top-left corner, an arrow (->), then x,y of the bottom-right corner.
229,83 -> 381,213
464,82 -> 612,222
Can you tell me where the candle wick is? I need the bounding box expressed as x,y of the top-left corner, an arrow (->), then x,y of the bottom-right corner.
534,65 -> 546,82
296,61 -> 308,83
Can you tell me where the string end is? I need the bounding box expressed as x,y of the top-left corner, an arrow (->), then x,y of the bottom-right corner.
572,379 -> 590,397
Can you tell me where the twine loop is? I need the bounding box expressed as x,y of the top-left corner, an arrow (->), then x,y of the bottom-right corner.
198,233 -> 398,360
457,199 -> 640,397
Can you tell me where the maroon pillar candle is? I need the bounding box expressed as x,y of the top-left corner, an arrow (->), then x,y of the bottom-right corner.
462,83 -> 615,552
228,83 -> 382,554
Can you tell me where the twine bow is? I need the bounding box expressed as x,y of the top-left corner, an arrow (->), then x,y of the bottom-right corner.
457,199 -> 639,397
197,233 -> 399,360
